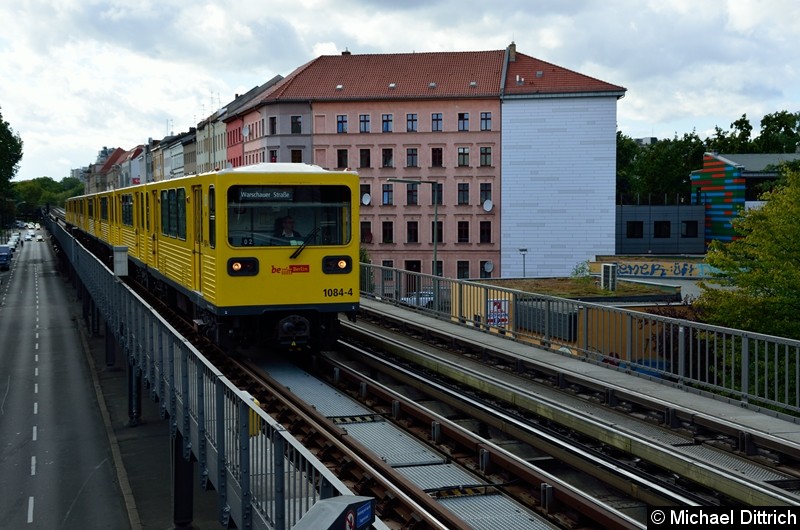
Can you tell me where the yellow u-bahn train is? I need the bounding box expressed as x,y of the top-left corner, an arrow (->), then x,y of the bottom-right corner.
65,163 -> 360,351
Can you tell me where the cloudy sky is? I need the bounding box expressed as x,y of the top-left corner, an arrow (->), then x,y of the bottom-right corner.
1,0 -> 798,182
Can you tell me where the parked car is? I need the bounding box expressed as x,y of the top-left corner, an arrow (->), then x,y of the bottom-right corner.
0,245 -> 11,270
400,290 -> 435,308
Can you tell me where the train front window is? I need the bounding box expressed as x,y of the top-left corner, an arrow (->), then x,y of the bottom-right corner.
227,185 -> 352,247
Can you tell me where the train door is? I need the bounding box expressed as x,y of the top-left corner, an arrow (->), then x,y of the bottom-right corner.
136,191 -> 146,262
150,189 -> 159,268
192,185 -> 203,291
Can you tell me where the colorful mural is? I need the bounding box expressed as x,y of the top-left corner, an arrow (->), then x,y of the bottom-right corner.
690,154 -> 746,247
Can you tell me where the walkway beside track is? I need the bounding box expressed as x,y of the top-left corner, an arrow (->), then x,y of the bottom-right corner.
48,237 -> 221,529
358,297 -> 800,451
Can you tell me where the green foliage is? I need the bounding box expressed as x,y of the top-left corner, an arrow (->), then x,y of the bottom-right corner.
694,169 -> 800,339
359,245 -> 371,264
0,106 -> 23,191
705,114 -> 753,153
615,131 -> 639,195
753,111 -> 800,153
617,132 -> 705,199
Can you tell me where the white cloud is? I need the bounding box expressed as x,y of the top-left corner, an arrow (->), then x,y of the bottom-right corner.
1,0 -> 798,181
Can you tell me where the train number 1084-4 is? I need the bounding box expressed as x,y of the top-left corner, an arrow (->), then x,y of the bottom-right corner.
323,288 -> 354,297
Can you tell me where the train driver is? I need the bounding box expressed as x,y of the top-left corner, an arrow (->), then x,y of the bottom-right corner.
275,216 -> 302,243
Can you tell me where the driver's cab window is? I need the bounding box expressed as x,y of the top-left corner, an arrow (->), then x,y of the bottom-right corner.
227,185 -> 352,247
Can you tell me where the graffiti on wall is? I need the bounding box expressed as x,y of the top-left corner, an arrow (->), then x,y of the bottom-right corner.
592,260 -> 719,278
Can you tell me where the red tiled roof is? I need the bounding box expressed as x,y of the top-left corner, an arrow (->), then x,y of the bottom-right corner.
99,148 -> 127,173
504,53 -> 625,96
259,47 -> 624,104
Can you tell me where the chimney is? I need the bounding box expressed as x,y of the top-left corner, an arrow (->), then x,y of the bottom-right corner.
508,41 -> 516,62
342,49 -> 351,55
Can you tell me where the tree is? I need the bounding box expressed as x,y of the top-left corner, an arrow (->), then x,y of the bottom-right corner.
753,111 -> 800,153
0,106 -> 23,189
694,168 -> 800,339
630,132 -> 705,199
705,114 -> 754,154
615,131 -> 640,197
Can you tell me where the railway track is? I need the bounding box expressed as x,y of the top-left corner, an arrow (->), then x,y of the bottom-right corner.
350,304 -> 800,508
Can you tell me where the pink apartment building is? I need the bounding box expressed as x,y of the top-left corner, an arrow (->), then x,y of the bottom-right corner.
220,43 -> 624,279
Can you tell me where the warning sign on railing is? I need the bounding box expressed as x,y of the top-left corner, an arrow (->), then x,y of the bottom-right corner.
487,299 -> 509,328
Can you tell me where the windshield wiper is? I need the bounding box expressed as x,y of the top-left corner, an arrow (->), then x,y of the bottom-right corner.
289,226 -> 321,259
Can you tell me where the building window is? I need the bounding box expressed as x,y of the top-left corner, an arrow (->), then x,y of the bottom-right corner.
479,221 -> 491,243
479,147 -> 492,167
432,182 -> 443,206
681,220 -> 698,238
360,221 -> 372,243
406,221 -> 419,243
269,116 -> 277,135
654,220 -> 671,238
457,221 -> 470,243
457,260 -> 470,279
431,147 -> 443,167
336,149 -> 348,168
480,112 -> 492,131
382,114 -> 393,132
360,184 -> 371,206
382,183 -> 393,205
458,112 -> 469,131
431,113 -> 443,132
291,149 -> 303,162
627,221 -> 644,239
290,116 -> 302,134
479,183 -> 492,204
406,113 -> 417,132
359,114 -> 370,133
382,221 -> 394,243
359,148 -> 371,168
381,148 -> 393,168
406,183 -> 418,205
479,260 -> 492,278
457,147 -> 470,167
406,148 -> 418,168
432,260 -> 442,277
457,183 -> 469,205
269,149 -> 278,163
337,115 -> 348,133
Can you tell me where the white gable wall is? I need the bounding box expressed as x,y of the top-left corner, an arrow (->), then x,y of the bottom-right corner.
501,96 -> 617,277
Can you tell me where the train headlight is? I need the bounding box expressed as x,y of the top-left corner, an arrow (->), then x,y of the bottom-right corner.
323,255 -> 352,274
228,257 -> 259,276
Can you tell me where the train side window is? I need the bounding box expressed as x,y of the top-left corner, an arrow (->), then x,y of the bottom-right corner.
161,190 -> 169,236
168,189 -> 178,237
209,185 -> 216,248
176,188 -> 186,240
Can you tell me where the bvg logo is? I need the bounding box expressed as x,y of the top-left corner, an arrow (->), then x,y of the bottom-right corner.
271,264 -> 310,274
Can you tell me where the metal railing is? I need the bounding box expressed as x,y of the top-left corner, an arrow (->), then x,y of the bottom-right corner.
47,218 -> 372,530
360,263 -> 800,419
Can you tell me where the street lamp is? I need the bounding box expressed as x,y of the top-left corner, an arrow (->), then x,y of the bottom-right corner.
388,178 -> 439,276
519,248 -> 528,277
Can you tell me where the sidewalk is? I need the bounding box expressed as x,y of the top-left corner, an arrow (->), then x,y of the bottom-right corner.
77,308 -> 221,529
